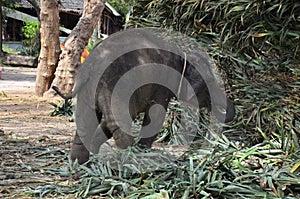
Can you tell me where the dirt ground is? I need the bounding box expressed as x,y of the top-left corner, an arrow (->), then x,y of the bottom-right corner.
0,66 -> 75,198
0,66 -> 192,198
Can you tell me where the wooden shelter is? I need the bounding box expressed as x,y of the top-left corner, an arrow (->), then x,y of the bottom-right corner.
3,0 -> 123,41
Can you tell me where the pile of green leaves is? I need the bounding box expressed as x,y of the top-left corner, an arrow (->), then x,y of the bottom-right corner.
127,0 -> 300,144
25,134 -> 300,198
128,0 -> 299,60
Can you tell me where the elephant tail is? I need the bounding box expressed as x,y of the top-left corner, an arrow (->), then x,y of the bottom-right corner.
52,86 -> 74,100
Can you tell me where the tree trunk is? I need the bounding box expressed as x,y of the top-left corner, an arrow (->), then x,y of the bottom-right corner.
0,0 -> 3,57
44,0 -> 105,97
35,0 -> 60,97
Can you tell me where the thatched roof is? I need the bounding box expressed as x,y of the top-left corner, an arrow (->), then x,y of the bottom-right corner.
58,0 -> 84,14
13,0 -> 121,16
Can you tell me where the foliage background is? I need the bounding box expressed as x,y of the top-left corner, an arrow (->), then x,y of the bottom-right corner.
127,0 -> 300,144
21,20 -> 40,56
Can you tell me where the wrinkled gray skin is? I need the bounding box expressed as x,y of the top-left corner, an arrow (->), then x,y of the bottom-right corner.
53,29 -> 235,164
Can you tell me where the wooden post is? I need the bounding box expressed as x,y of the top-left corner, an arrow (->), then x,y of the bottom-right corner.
35,0 -> 60,97
44,0 -> 105,97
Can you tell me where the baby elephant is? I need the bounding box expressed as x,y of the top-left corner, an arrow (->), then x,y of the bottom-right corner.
54,29 -> 235,164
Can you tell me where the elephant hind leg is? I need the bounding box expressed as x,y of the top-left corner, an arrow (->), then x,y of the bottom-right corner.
71,131 -> 90,164
137,102 -> 168,148
101,121 -> 134,149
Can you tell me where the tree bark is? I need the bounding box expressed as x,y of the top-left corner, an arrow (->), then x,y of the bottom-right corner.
35,0 -> 60,97
44,0 -> 106,97
0,0 -> 3,57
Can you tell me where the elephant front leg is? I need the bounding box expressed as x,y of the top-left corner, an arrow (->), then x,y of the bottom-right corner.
71,131 -> 90,164
100,120 -> 134,149
96,85 -> 134,149
112,128 -> 135,149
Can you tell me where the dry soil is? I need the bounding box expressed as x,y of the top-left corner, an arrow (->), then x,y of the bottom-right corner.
0,66 -> 75,197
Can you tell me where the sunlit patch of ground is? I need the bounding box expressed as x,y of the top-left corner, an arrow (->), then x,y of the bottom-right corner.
0,66 -> 75,197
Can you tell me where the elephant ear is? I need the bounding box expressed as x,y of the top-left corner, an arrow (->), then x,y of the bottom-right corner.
181,50 -> 218,106
180,62 -> 208,106
179,77 -> 202,107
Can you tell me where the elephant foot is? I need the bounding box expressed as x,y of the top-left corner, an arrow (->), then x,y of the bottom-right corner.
137,142 -> 152,149
137,135 -> 157,149
71,143 -> 90,164
71,133 -> 90,164
113,130 -> 134,149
